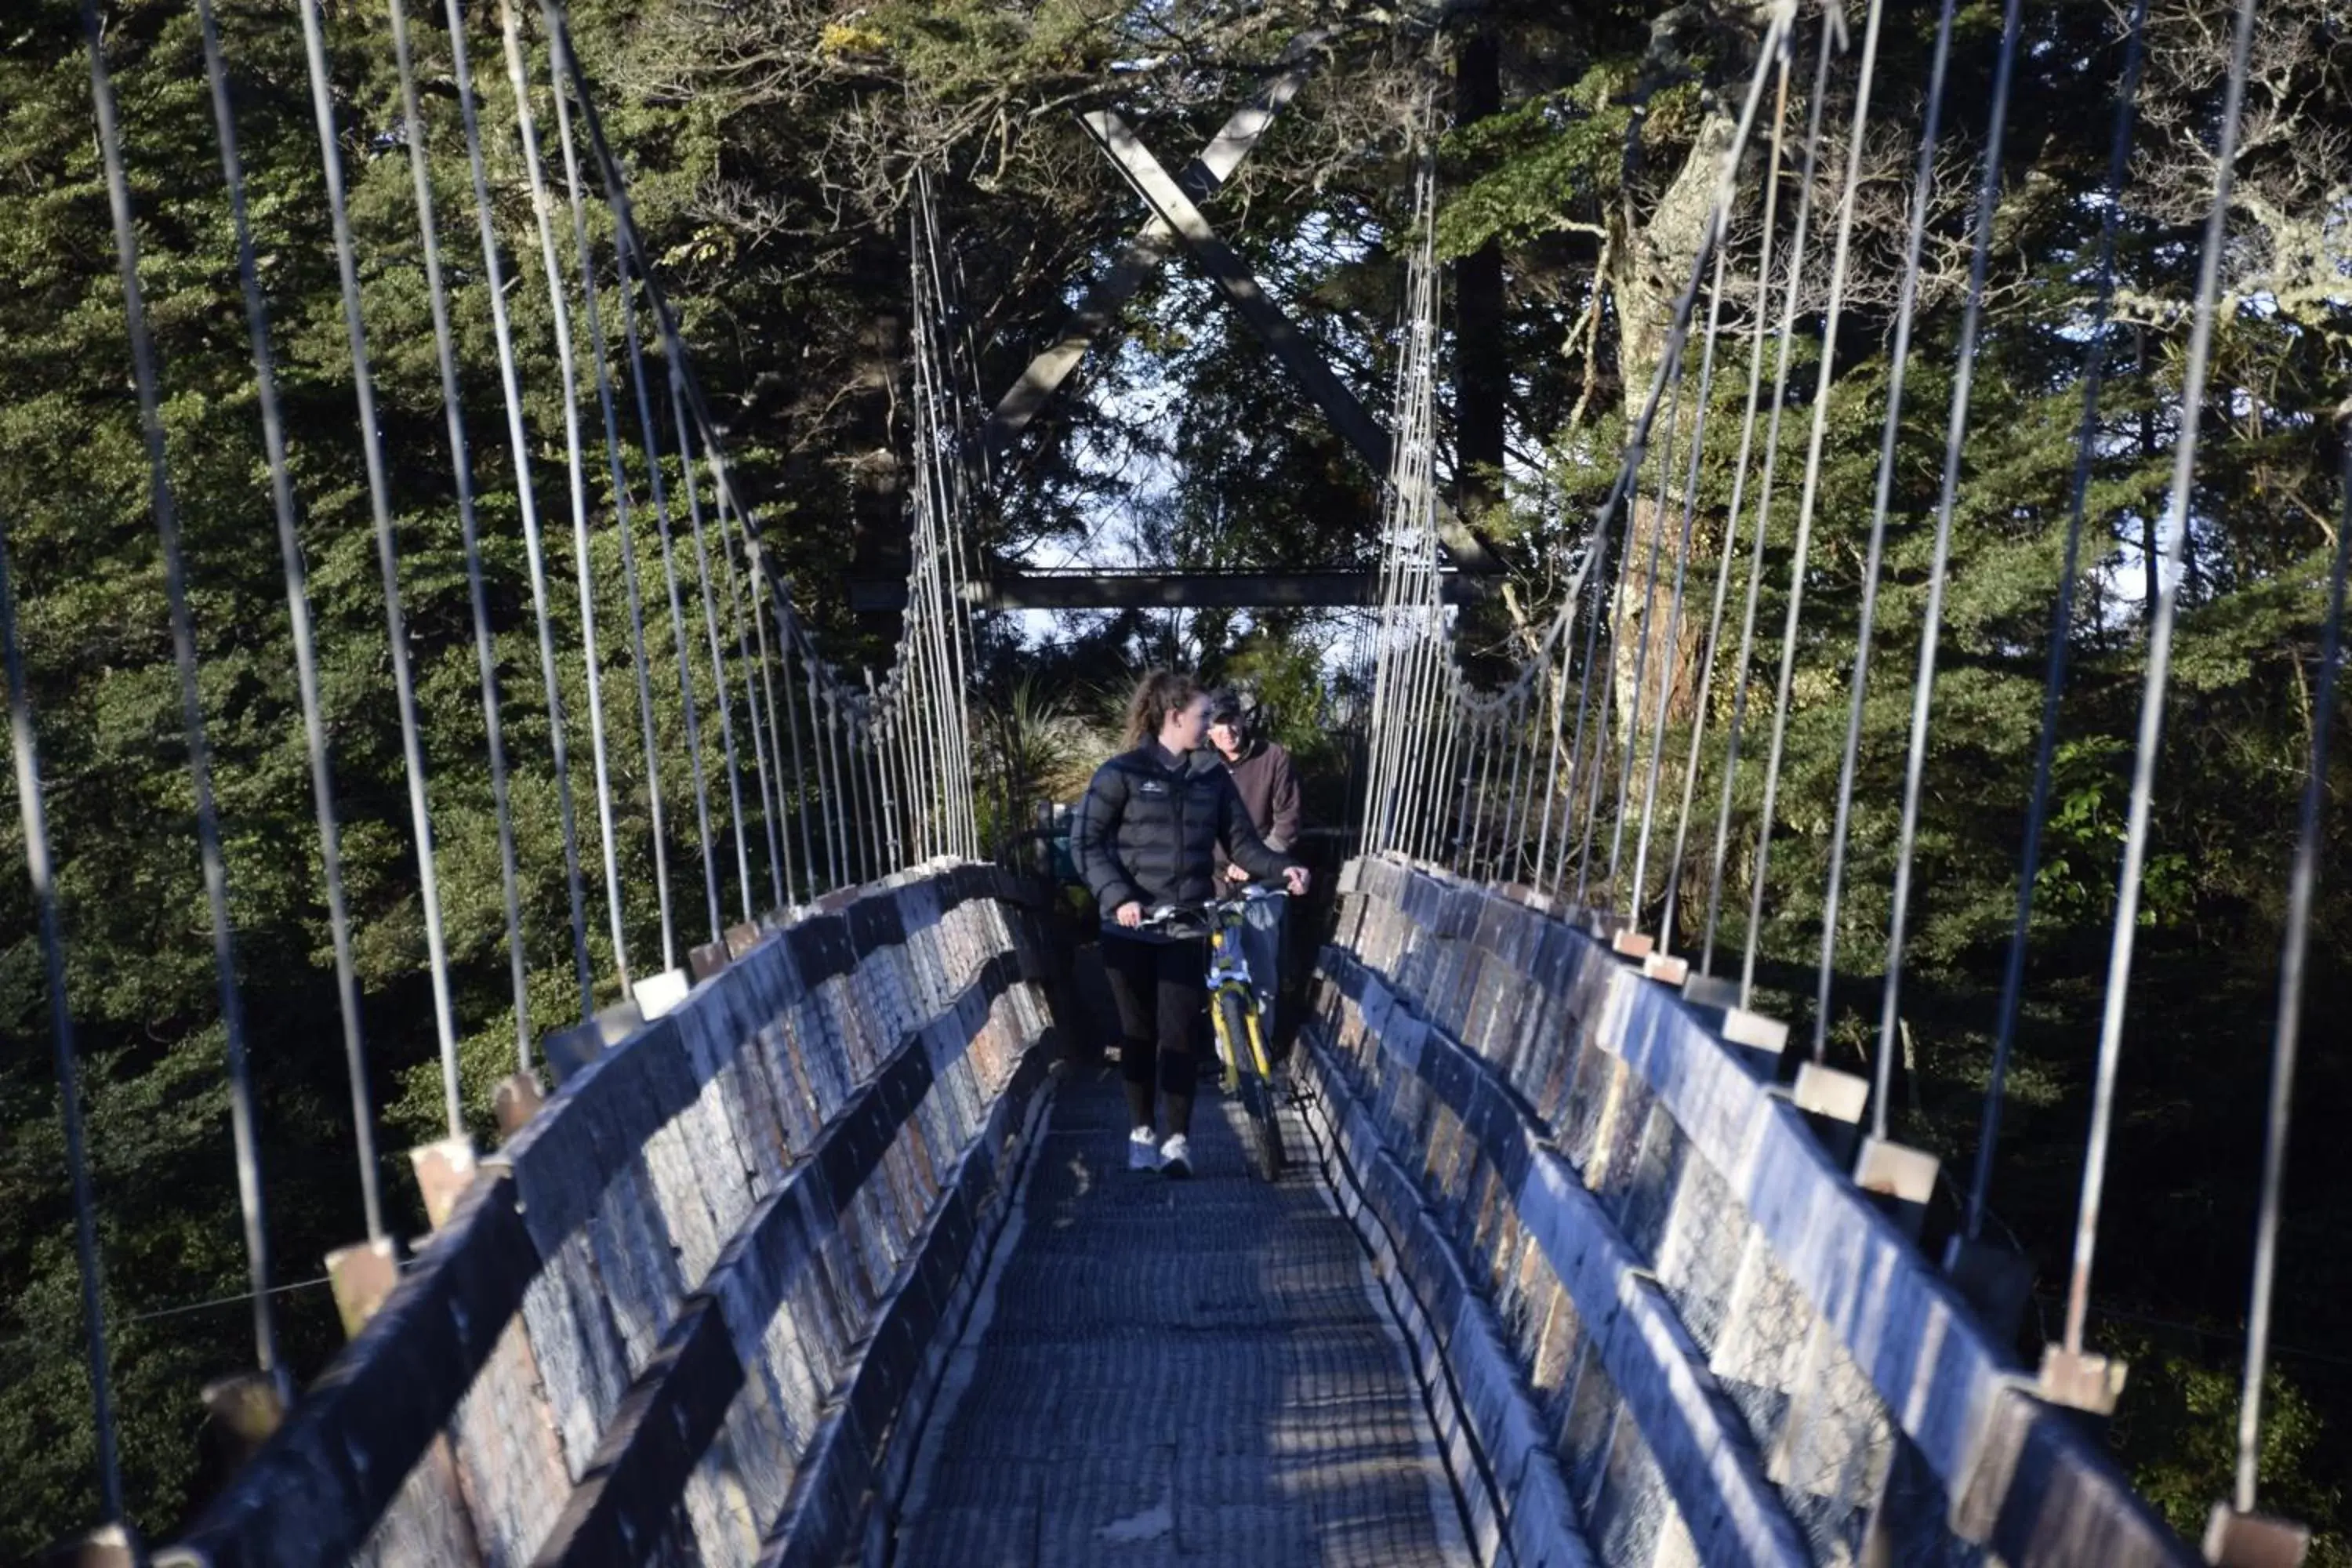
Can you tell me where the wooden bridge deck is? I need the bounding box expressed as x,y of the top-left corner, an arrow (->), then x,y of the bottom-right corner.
892,1063 -> 1472,1567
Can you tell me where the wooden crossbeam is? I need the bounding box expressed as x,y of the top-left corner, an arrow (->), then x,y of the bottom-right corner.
849,568 -> 1477,612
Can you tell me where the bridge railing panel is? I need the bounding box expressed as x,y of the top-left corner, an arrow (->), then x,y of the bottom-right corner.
163,863 -> 1060,1568
1305,853 -> 2195,1568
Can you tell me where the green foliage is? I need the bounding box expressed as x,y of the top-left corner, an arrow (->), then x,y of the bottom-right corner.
3,0 -> 2349,1555
2103,1330 -> 2351,1567
1435,64 -> 1639,258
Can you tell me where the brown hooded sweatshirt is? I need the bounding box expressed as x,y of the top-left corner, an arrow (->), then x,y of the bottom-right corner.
1218,736 -> 1301,855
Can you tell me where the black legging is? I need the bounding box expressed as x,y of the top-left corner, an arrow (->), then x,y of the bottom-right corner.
1102,930 -> 1205,1136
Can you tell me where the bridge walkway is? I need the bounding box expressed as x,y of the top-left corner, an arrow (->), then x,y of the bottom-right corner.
892,1060 -> 1473,1568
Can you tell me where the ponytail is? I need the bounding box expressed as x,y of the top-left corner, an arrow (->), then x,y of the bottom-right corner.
1121,670 -> 1200,750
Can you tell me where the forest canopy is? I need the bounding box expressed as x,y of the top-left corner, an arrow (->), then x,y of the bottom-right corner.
1,0 -> 2347,1558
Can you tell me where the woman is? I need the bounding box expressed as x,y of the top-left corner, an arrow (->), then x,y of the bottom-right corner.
1071,671 -> 1309,1176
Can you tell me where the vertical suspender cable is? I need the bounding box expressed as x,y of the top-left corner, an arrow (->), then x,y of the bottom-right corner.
81,0 -> 287,1394
1867,0 -> 2024,1135
543,8 -> 745,927
1497,684 -> 1534,880
808,655 -> 844,889
1533,644 -> 1569,887
1,511 -> 123,1523
717,493 -> 785,909
194,0 -> 381,1232
869,672 -> 903,867
749,573 -> 797,901
2234,424 -> 2352,1514
1969,0 -> 2151,1241
1632,249 -> 1730,936
501,0 -> 631,995
2064,0 -> 2262,1360
1571,479 -> 1640,903
1811,0 -> 1959,1066
1662,49 -> 1791,948
1739,0 -> 1886,1008
388,0 -> 533,1073
1700,18 -> 1836,974
825,680 -> 855,884
671,374 -> 755,930
1544,7 -> 1791,909
298,0 -> 466,1137
844,693 -> 873,884
546,36 -> 677,975
1606,362 -> 1688,894
607,211 -> 720,946
446,0 -> 594,1022
779,619 -> 819,892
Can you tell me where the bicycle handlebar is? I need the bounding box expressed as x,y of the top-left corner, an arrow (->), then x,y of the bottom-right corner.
1130,887 -> 1287,935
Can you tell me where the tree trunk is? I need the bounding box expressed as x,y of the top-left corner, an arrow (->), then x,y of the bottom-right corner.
1454,26 -> 1507,518
1608,111 -> 1733,745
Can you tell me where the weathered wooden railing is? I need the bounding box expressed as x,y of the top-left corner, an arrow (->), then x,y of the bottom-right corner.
1295,853 -> 2194,1568
162,862 -> 1060,1568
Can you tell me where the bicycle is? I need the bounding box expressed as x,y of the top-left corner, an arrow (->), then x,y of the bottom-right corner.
1138,884 -> 1287,1181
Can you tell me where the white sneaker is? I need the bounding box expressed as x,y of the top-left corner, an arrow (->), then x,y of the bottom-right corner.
1128,1127 -> 1161,1171
1159,1133 -> 1192,1178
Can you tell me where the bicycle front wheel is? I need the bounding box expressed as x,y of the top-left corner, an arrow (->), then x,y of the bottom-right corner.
1215,989 -> 1284,1181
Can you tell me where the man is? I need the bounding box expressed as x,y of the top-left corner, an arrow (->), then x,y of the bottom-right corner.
1206,691 -> 1301,1047
1207,692 -> 1301,862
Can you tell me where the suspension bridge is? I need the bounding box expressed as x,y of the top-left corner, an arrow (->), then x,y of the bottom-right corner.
7,0 -> 2339,1563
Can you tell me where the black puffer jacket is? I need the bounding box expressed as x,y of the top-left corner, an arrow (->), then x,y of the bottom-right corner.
1072,743 -> 1295,916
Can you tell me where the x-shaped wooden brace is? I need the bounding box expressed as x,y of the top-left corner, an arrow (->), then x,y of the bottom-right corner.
976,35 -> 1502,574
977,27 -> 1331,463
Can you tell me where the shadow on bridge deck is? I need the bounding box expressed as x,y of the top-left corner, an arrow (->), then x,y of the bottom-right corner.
891,1065 -> 1472,1568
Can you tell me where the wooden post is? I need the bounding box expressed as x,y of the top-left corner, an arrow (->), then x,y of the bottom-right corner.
407,1137 -> 477,1232
325,1236 -> 400,1339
